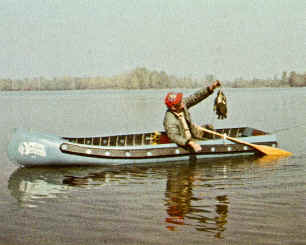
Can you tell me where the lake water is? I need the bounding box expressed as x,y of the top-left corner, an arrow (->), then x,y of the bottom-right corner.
0,88 -> 305,245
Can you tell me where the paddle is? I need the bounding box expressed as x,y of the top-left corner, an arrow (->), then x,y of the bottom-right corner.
199,126 -> 292,157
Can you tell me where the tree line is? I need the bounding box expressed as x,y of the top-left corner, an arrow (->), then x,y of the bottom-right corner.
0,67 -> 305,91
227,71 -> 306,88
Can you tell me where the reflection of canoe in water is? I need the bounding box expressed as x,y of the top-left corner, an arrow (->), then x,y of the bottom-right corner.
8,158 -> 276,235
8,166 -> 116,205
8,167 -> 72,206
7,127 -> 278,167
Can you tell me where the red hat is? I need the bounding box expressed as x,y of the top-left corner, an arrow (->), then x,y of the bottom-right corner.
165,92 -> 183,108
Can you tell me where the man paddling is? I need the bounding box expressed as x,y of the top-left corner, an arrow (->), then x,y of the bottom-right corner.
163,80 -> 221,152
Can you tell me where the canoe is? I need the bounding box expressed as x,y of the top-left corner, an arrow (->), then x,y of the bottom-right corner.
7,127 -> 278,167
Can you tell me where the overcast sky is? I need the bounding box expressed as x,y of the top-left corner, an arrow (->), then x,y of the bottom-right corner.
0,0 -> 305,81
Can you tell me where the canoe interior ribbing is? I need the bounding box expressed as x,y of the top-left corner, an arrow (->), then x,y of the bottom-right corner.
63,127 -> 267,147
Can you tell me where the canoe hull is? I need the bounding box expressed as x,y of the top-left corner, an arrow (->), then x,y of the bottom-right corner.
8,128 -> 278,167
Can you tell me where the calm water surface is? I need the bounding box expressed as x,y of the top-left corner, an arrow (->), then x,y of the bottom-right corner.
0,88 -> 305,245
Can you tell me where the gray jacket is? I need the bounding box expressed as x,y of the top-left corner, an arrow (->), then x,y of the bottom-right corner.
163,87 -> 213,146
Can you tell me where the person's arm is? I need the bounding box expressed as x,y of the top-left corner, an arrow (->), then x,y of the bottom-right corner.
184,81 -> 221,108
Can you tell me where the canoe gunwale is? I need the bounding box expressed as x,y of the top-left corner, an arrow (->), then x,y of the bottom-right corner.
61,127 -> 267,147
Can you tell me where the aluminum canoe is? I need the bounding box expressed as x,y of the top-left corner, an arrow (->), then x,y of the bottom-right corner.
7,127 -> 278,167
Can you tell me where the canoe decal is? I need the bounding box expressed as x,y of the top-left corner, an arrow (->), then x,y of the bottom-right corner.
18,142 -> 46,157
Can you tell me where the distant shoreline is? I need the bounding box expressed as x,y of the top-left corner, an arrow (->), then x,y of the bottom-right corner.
2,85 -> 304,92
1,67 -> 305,91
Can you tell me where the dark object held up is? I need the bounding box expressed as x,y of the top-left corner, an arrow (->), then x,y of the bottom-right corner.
214,89 -> 227,119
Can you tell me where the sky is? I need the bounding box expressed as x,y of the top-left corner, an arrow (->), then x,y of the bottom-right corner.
0,0 -> 305,81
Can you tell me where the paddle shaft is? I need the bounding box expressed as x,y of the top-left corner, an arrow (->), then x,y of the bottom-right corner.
199,126 -> 292,156
200,127 -> 254,146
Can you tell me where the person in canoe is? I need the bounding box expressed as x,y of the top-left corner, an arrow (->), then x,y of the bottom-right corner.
163,80 -> 221,152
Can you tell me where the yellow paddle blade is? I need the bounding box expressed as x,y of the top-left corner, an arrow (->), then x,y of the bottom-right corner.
250,144 -> 292,157
256,155 -> 289,165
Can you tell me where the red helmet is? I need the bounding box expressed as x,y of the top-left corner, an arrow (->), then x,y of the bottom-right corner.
165,92 -> 183,108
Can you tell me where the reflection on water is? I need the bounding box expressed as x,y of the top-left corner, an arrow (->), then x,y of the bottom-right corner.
8,168 -> 73,208
164,164 -> 229,238
8,155 -> 283,238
